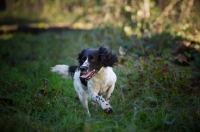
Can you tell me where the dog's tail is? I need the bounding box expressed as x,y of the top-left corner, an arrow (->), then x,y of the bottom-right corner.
51,65 -> 78,78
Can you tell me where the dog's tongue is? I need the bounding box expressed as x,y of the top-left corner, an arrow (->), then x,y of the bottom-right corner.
80,69 -> 95,79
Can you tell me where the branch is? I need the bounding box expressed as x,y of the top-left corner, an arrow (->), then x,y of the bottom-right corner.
185,0 -> 194,19
154,0 -> 179,25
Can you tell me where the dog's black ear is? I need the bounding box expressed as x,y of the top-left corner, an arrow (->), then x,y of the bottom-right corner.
77,48 -> 88,65
99,46 -> 118,67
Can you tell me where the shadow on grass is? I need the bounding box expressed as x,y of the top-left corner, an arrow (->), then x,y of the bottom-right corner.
121,31 -> 200,68
0,24 -> 89,34
1,26 -> 200,68
0,14 -> 48,26
0,14 -> 78,34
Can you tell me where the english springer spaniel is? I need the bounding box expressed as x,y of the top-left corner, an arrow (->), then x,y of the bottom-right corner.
51,46 -> 118,116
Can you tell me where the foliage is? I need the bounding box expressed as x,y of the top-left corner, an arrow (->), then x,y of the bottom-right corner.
1,0 -> 200,29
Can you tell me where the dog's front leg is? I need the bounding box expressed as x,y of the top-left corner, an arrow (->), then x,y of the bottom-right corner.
89,93 -> 113,114
88,81 -> 113,114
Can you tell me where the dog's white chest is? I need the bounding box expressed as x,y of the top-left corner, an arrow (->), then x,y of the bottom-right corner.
88,67 -> 116,94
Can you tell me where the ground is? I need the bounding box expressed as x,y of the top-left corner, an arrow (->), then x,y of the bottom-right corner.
0,27 -> 199,131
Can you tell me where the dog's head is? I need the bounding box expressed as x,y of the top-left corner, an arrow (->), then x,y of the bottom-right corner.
77,46 -> 118,80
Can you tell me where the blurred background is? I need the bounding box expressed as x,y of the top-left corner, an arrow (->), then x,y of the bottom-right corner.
0,0 -> 200,32
1,0 -> 200,66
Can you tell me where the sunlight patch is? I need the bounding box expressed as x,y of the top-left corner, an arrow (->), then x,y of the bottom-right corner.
0,33 -> 13,40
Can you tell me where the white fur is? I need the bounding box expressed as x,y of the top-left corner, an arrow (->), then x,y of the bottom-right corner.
51,65 -> 117,115
51,65 -> 70,78
82,58 -> 89,67
87,67 -> 116,114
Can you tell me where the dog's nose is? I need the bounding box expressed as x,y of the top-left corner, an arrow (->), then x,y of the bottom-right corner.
80,66 -> 88,71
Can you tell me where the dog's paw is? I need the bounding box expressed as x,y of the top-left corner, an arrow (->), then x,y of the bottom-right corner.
101,101 -> 113,114
104,107 -> 113,114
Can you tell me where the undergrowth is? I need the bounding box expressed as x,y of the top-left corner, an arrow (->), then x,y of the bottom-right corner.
0,28 -> 199,132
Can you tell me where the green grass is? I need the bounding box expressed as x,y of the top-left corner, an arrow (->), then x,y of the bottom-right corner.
0,28 -> 200,132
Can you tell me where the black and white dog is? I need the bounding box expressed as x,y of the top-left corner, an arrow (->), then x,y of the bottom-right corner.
51,46 -> 118,115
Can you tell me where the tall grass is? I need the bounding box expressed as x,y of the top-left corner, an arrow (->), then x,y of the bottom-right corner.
0,28 -> 199,131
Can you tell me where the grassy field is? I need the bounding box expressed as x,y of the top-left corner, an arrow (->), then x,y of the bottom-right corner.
0,27 -> 200,132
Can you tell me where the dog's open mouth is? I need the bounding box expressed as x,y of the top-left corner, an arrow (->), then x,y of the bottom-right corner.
80,69 -> 96,80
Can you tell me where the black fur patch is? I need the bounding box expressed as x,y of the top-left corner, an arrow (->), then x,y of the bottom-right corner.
68,66 -> 79,77
99,46 -> 118,67
69,66 -> 87,87
77,48 -> 88,65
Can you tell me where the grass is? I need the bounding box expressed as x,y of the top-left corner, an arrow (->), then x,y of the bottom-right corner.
0,27 -> 200,132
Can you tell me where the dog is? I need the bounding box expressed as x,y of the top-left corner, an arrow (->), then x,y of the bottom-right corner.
51,46 -> 118,116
